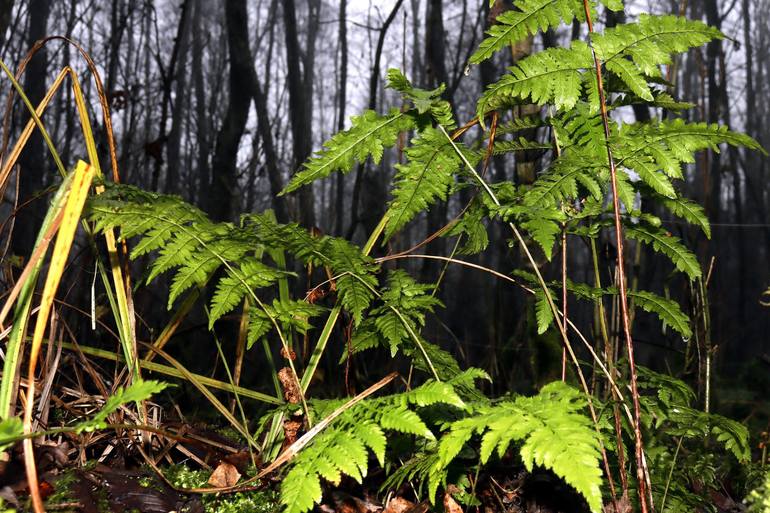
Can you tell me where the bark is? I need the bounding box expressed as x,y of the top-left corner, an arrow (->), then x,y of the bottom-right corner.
13,0 -> 50,258
149,0 -> 190,191
347,0 -> 404,239
421,0 -> 449,271
334,0 -> 348,236
0,0 -> 12,47
166,0 -> 193,194
283,0 -> 319,228
191,0 -> 209,205
208,0 -> 252,221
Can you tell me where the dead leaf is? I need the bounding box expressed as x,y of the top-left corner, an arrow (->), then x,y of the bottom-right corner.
383,497 -> 415,513
278,367 -> 301,404
207,462 -> 241,488
443,489 -> 463,513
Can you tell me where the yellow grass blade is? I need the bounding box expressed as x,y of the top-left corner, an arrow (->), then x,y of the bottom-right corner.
22,161 -> 94,513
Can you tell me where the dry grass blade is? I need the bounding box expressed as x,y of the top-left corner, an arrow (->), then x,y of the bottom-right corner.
179,371 -> 399,494
23,161 -> 94,513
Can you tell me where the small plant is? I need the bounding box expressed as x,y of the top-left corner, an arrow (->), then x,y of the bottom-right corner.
76,0 -> 766,512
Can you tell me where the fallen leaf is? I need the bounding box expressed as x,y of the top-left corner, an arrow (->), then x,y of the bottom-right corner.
443,490 -> 463,513
207,462 -> 241,488
383,497 -> 415,513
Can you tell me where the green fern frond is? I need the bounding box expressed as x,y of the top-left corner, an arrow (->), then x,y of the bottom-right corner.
434,382 -> 603,512
281,379 -> 467,513
594,15 -> 722,77
444,200 -> 490,255
623,157 -> 675,198
492,137 -> 552,156
616,119 -> 765,181
209,258 -> 288,327
470,0 -> 585,64
625,224 -> 701,279
628,289 -> 691,338
656,196 -> 711,238
387,68 -> 455,127
385,128 -> 477,238
282,109 -> 415,194
477,41 -> 594,118
524,155 -> 605,208
534,288 -> 555,334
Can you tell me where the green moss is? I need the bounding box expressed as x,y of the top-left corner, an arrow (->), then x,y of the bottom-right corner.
164,463 -> 280,513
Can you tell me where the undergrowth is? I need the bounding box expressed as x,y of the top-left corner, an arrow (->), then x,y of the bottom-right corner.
0,0 -> 766,512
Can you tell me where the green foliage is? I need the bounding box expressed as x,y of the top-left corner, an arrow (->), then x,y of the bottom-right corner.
85,3 -> 765,513
630,366 -> 753,510
748,472 -> 770,513
282,109 -> 415,194
385,127 -> 477,239
0,416 -> 22,450
280,378 -> 468,513
471,0 -> 588,65
89,187 -> 378,339
349,270 -> 443,369
625,223 -> 701,279
434,382 -> 603,512
75,380 -> 168,433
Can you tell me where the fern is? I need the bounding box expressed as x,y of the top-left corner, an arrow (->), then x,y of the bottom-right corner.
433,382 -> 603,512
282,109 -> 415,194
470,0 -> 586,64
347,270 -> 442,358
478,41 -> 594,117
387,68 -> 455,128
280,378 -> 471,513
625,223 -> 701,279
75,380 -> 168,433
628,290 -> 691,339
385,128 -> 477,239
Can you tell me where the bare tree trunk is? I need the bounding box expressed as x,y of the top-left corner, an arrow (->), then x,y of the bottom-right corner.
191,0 -> 209,205
334,0 -> 348,236
208,0 -> 251,221
0,0 -> 13,47
166,1 -> 192,195
422,0 -> 450,269
348,0 -> 404,239
150,0 -> 190,191
13,0 -> 50,258
283,0 -> 319,228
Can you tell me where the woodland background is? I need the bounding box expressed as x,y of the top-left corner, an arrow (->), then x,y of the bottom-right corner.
1,0 -> 769,407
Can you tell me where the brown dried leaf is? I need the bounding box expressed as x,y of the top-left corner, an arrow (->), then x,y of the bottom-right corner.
278,367 -> 301,404
383,497 -> 416,513
443,489 -> 463,513
207,462 -> 241,488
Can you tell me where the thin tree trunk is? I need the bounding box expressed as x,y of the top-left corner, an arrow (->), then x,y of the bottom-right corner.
334,0 -> 348,236
208,0 -> 252,221
150,0 -> 190,191
348,0 -> 404,239
13,0 -> 50,258
166,1 -> 193,194
283,0 -> 318,228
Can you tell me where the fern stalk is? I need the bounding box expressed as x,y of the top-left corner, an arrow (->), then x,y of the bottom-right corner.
581,2 -> 651,511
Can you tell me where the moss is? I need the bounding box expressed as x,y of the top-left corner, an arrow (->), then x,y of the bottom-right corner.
164,463 -> 280,513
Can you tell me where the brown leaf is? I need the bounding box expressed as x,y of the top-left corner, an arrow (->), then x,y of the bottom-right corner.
278,367 -> 301,404
207,462 -> 241,488
383,497 -> 416,513
443,489 -> 463,513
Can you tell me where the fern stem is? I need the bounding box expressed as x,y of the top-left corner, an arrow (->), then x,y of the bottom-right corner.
438,124 -> 620,506
581,2 -> 652,511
